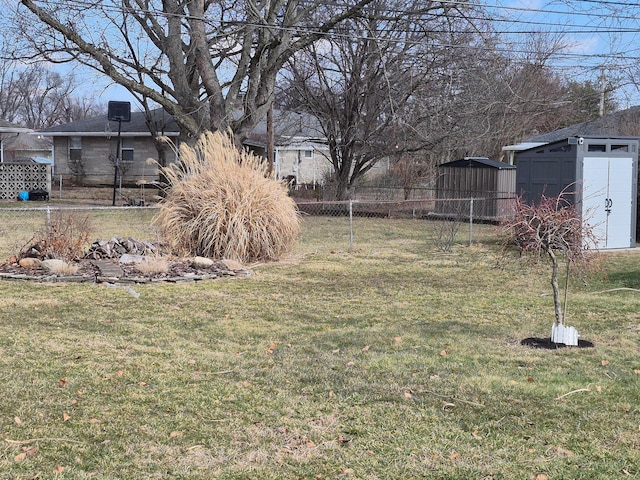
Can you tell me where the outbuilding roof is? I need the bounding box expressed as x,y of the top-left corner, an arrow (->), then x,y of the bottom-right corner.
439,157 -> 515,169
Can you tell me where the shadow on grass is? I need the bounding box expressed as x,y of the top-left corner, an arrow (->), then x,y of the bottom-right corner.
521,337 -> 595,349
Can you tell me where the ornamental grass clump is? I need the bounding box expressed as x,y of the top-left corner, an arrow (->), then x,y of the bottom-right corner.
156,131 -> 300,263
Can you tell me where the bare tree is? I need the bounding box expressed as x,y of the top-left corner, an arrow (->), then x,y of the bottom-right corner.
15,0 -> 377,144
431,32 -> 574,161
279,1 -> 483,200
0,52 -> 102,128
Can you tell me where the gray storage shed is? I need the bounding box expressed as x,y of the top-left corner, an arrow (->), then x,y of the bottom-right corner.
436,157 -> 516,220
516,136 -> 638,249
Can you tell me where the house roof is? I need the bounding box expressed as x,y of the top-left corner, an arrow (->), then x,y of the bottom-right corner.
37,107 -> 325,147
39,108 -> 180,137
439,157 -> 515,169
0,119 -> 32,134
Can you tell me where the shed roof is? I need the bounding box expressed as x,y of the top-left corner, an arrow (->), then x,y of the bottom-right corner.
439,157 -> 515,169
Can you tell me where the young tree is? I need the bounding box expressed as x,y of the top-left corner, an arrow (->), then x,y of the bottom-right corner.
15,0 -> 377,144
503,192 -> 599,343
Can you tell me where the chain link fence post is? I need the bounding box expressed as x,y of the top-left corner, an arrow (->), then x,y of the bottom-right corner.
349,200 -> 354,251
469,197 -> 474,246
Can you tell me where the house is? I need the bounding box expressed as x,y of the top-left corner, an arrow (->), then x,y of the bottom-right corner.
38,107 -> 390,188
38,108 -> 338,187
0,121 -> 53,200
0,120 -> 52,163
38,108 -> 180,186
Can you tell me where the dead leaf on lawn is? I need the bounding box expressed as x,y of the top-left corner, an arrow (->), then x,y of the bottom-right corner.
116,370 -> 124,377
362,345 -> 370,352
54,465 -> 65,474
63,412 -> 71,422
532,474 -> 548,480
403,391 -> 413,399
554,446 -> 575,457
394,336 -> 402,343
13,452 -> 26,463
58,379 -> 68,388
601,360 -> 610,366
634,369 -> 640,375
439,350 -> 447,356
24,446 -> 39,457
449,451 -> 460,460
14,416 -> 22,425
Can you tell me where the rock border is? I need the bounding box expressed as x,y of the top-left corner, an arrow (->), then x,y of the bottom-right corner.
0,258 -> 252,285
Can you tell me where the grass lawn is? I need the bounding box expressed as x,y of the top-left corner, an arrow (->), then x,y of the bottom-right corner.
0,216 -> 639,478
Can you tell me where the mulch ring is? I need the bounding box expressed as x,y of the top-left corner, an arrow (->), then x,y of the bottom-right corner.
521,337 -> 595,349
0,258 -> 252,284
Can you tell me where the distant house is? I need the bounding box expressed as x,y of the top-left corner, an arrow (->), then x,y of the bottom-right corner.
0,120 -> 52,163
38,108 -> 338,187
0,120 -> 53,200
38,109 -> 180,185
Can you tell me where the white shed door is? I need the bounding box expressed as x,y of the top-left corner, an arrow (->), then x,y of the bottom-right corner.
582,157 -> 634,249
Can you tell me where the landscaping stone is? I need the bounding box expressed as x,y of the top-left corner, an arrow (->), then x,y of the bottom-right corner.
119,253 -> 147,264
19,258 -> 42,269
192,256 -> 214,269
42,259 -> 70,272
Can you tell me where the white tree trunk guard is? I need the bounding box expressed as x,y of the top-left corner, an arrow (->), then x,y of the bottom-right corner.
551,323 -> 579,346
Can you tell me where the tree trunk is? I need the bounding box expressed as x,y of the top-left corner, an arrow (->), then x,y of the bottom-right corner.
547,248 -> 564,326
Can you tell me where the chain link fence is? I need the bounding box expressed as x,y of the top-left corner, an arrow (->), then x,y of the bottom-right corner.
0,205 -> 160,260
0,195 -> 513,260
297,196 -> 513,252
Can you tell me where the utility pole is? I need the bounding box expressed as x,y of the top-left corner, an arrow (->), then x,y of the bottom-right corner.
267,103 -> 274,177
599,67 -> 606,117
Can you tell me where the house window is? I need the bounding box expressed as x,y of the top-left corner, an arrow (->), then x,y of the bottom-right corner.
69,136 -> 82,161
304,150 -> 313,158
587,144 -> 606,152
121,138 -> 134,162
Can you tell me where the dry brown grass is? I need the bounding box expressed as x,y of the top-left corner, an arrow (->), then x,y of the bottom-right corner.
156,131 -> 300,263
19,210 -> 92,261
43,259 -> 80,275
133,257 -> 170,274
